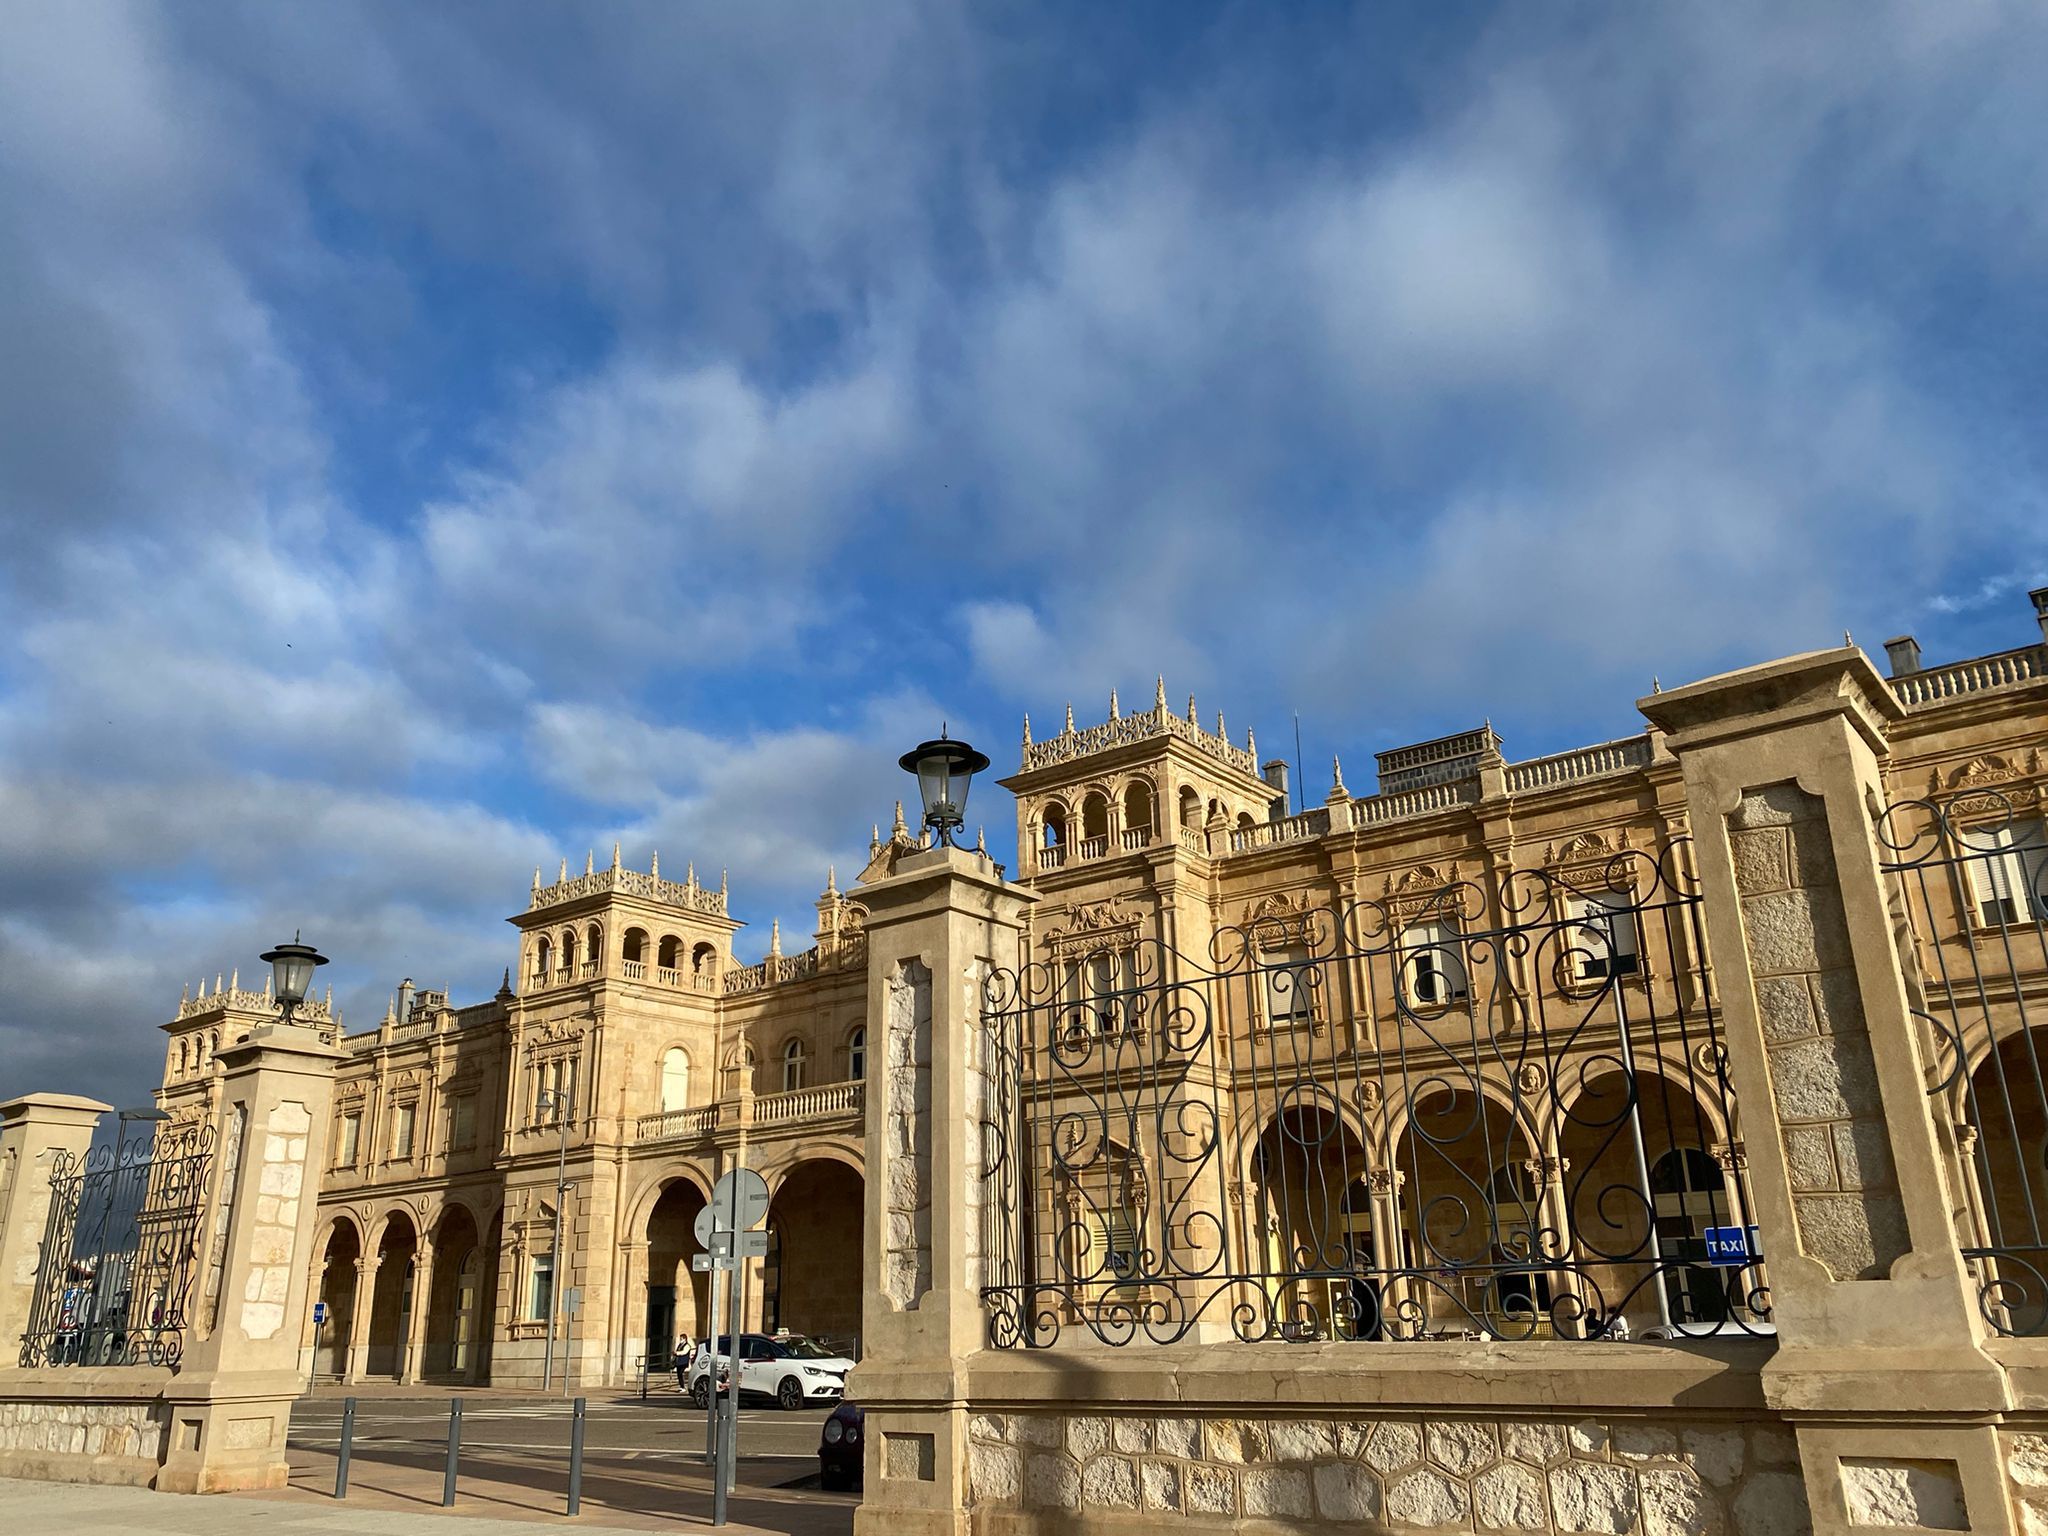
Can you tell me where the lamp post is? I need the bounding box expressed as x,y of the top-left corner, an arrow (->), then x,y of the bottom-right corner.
897,727 -> 991,849
260,932 -> 329,1027
537,1082 -> 576,1392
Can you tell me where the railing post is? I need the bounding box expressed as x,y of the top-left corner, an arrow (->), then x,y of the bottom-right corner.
334,1396 -> 355,1498
1643,648 -> 2016,1536
442,1396 -> 462,1506
567,1396 -> 586,1515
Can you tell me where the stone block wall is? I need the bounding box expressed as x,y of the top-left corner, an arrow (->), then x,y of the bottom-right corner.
965,1409 -> 1808,1534
0,1391 -> 169,1486
1728,783 -> 1909,1281
884,960 -> 932,1310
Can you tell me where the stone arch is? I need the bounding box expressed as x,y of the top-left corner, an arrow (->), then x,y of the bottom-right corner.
1121,776 -> 1157,839
1080,790 -> 1111,844
311,1212 -> 363,1379
762,1157 -> 865,1345
1247,1102 -> 1380,1339
1040,799 -> 1070,851
691,941 -> 719,977
657,933 -> 683,970
364,1206 -> 421,1378
1178,784 -> 1202,830
535,934 -> 552,980
623,927 -> 648,965
660,1046 -> 691,1112
641,1174 -> 713,1369
560,926 -> 579,973
425,1203 -> 484,1381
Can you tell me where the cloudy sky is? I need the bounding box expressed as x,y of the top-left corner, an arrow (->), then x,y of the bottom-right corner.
3,2 -> 2046,1112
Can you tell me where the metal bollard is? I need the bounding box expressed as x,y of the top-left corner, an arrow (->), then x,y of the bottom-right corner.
334,1396 -> 355,1499
567,1396 -> 587,1516
443,1397 -> 463,1507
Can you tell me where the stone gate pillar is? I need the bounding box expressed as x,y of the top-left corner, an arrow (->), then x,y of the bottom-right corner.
847,842 -> 1034,1536
0,1095 -> 110,1355
1643,647 -> 2015,1536
157,1023 -> 340,1493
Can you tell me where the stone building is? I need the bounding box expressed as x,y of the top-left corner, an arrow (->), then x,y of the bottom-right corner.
148,587 -> 2048,1428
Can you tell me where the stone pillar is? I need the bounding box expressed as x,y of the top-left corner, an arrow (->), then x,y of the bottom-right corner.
157,1024 -> 341,1493
848,844 -> 1034,1536
344,1257 -> 377,1384
0,1095 -> 109,1354
400,1246 -> 434,1384
1643,648 -> 2014,1536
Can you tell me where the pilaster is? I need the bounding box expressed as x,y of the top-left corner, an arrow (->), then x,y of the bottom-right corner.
0,1095 -> 110,1352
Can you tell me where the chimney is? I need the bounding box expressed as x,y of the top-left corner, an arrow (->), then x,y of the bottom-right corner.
398,978 -> 416,1027
1261,758 -> 1291,821
1882,636 -> 1921,677
2031,587 -> 2048,645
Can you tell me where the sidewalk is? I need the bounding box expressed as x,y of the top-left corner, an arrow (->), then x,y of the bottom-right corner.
0,1471 -> 851,1536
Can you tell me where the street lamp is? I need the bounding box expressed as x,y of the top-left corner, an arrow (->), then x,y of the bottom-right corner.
897,727 -> 990,848
260,932 -> 329,1027
537,1082 -> 576,1393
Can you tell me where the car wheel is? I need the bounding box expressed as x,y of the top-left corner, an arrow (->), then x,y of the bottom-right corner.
778,1376 -> 804,1411
691,1378 -> 710,1409
819,1465 -> 846,1492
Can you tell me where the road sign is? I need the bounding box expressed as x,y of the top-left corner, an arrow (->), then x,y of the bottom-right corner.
312,1300 -> 328,1327
736,1230 -> 769,1258
692,1254 -> 734,1272
705,1168 -> 770,1234
565,1286 -> 583,1318
1703,1225 -> 1761,1266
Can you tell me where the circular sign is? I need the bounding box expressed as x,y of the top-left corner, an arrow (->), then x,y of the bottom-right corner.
706,1167 -> 770,1234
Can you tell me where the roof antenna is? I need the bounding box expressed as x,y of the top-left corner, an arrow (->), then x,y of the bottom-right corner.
1292,712 -> 1306,819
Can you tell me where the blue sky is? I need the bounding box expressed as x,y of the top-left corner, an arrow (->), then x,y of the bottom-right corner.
3,2 -> 2046,1112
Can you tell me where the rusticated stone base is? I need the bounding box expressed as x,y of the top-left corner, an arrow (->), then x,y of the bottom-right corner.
0,1395 -> 169,1487
967,1410 -> 1807,1534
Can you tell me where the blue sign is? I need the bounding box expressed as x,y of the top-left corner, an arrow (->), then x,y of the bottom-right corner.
312,1300 -> 328,1326
1703,1226 -> 1761,1266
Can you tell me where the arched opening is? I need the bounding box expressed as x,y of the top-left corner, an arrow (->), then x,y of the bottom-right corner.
1042,803 -> 1069,849
364,1211 -> 419,1378
585,923 -> 602,972
658,935 -> 682,970
1122,781 -> 1155,844
1952,1029 -> 2048,1332
763,1160 -> 864,1347
1178,785 -> 1201,831
560,928 -> 578,975
847,1027 -> 866,1081
1250,1106 -> 1377,1340
781,1039 -> 806,1094
691,942 -> 718,978
661,1048 -> 691,1112
644,1180 -> 710,1369
1080,793 -> 1110,848
535,936 -> 552,982
1389,1090 -> 1544,1336
425,1205 -> 481,1381
1236,811 -> 1256,834
1558,1068 -> 1748,1335
623,928 -> 648,965
312,1219 -> 361,1379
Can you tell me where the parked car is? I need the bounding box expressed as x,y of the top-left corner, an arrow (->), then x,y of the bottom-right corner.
683,1332 -> 853,1410
818,1400 -> 863,1490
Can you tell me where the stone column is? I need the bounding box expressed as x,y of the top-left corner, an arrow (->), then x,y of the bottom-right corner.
848,844 -> 1034,1536
615,1240 -> 643,1382
1643,648 -> 2014,1536
0,1095 -> 110,1354
399,1246 -> 434,1384
158,1023 -> 341,1493
344,1257 -> 377,1384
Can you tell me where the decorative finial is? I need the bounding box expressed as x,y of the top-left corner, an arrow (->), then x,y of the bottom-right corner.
532,867 -> 542,895
1331,755 -> 1348,798
1216,709 -> 1226,740
215,972 -> 224,995
180,983 -> 189,1006
559,858 -> 569,882
687,860 -> 696,888
1064,701 -> 1075,733
263,973 -> 273,998
1110,686 -> 1120,720
1022,712 -> 1032,746
826,863 -> 838,895
229,967 -> 238,992
893,799 -> 908,836
976,826 -> 987,853
720,868 -> 728,898
650,850 -> 659,879
1188,694 -> 1198,723
1844,629 -> 1853,648
325,983 -> 333,1009
612,841 -> 621,872
1155,674 -> 1167,711
499,968 -> 512,997
1247,726 -> 1257,759
769,918 -> 782,957
871,823 -> 881,853
1652,676 -> 1662,693
585,848 -> 594,876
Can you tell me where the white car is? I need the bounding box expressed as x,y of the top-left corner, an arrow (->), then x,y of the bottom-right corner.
686,1332 -> 853,1411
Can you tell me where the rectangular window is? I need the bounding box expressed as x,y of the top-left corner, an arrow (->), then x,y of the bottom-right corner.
529,1253 -> 554,1321
448,1094 -> 477,1152
1261,947 -> 1315,1027
335,1112 -> 361,1168
1400,921 -> 1468,1006
391,1101 -> 416,1161
1573,892 -> 1642,981
1967,819 -> 2048,927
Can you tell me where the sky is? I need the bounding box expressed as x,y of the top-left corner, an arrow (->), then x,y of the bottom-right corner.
3,1 -> 2047,1115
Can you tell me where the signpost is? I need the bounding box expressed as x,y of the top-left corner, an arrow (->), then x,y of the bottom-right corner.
703,1166 -> 769,1529
1703,1225 -> 1762,1266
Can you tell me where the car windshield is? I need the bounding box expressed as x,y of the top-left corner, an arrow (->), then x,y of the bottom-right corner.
778,1336 -> 835,1359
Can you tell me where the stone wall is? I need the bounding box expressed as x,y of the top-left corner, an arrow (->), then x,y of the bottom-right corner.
0,1379 -> 170,1486
1728,783 -> 1908,1281
884,960 -> 932,1309
965,1409 -> 1807,1534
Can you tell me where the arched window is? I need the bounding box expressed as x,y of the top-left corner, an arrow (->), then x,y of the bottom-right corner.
657,935 -> 681,970
660,1048 -> 690,1113
535,936 -> 552,980
782,1039 -> 806,1093
585,923 -> 601,971
1179,786 -> 1201,830
1042,803 -> 1068,849
208,1030 -> 219,1060
623,928 -> 647,965
1236,811 -> 1256,833
560,928 -> 578,974
847,1027 -> 866,1081
1122,781 -> 1155,840
691,941 -> 717,977
176,1039 -> 190,1076
1400,921 -> 1469,1007
1081,793 -> 1110,844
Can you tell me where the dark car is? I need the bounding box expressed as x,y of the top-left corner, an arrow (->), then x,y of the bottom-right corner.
818,1399 -> 863,1491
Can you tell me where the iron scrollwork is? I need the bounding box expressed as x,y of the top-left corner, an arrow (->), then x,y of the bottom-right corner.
979,840 -> 1771,1347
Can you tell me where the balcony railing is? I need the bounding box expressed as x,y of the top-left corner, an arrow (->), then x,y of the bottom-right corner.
634,1103 -> 722,1143
1892,644 -> 2048,708
1228,808 -> 1330,854
1120,828 -> 1153,851
1504,734 -> 1655,794
1076,834 -> 1109,860
1350,780 -> 1482,826
752,1080 -> 864,1127
621,959 -> 645,980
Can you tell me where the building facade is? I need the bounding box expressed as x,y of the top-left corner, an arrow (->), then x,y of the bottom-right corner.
151,590 -> 2048,1396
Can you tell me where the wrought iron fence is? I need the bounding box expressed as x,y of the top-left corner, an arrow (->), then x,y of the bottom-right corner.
19,1122 -> 215,1367
979,840 -> 1768,1346
1878,784 -> 2048,1334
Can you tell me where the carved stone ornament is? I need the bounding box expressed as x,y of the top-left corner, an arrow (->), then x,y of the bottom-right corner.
1381,862 -> 1471,924
1043,898 -> 1143,959
1515,1063 -> 1546,1094
1541,828 -> 1640,892
1242,887 -> 1318,947
533,1018 -> 585,1046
